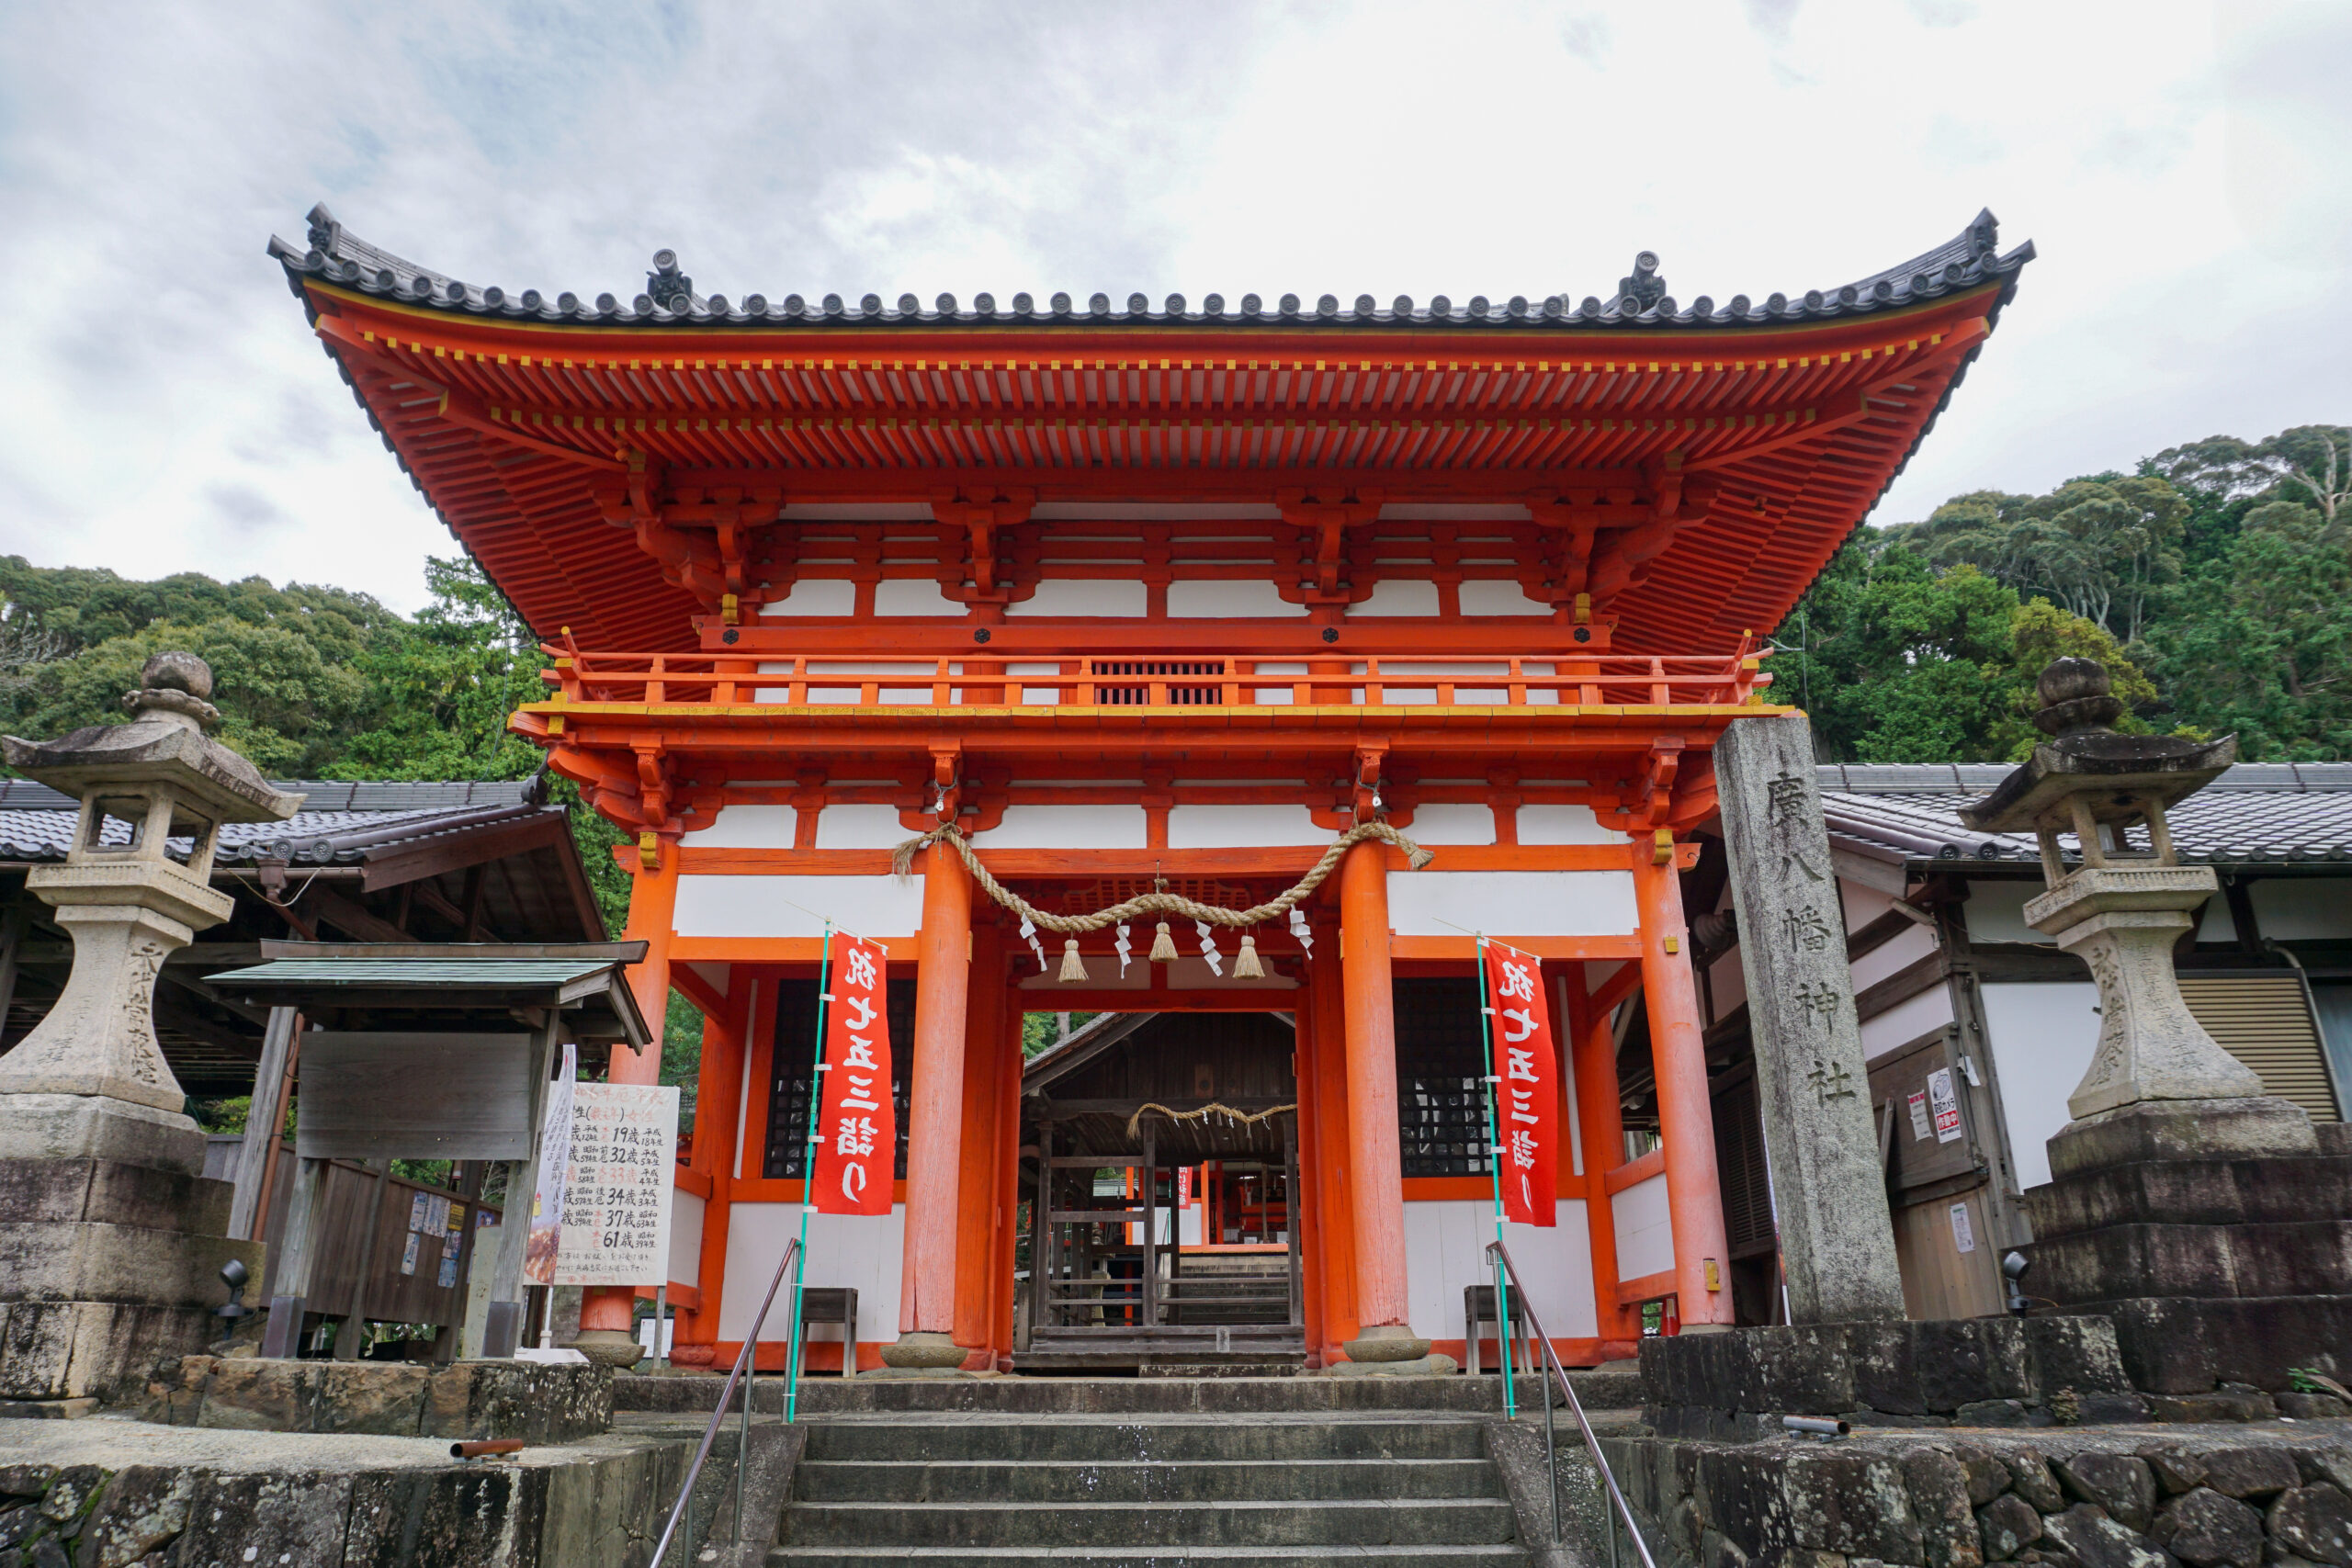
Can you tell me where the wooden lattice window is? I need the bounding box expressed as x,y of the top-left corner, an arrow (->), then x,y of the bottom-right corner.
764,978 -> 919,1180
1091,659 -> 1227,705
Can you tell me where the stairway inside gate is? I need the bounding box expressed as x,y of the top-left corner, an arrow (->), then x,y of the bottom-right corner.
770,1403 -> 1530,1565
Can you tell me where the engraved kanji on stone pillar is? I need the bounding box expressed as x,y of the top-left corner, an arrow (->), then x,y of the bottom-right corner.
1715,713 -> 1905,1325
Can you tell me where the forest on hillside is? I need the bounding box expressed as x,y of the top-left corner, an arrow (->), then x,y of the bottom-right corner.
1776,424 -> 2352,762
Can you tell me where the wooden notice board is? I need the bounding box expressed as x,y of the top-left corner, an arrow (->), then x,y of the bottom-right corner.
296,1032 -> 536,1162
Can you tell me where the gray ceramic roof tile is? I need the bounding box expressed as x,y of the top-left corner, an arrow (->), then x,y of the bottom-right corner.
0,778 -> 548,864
1820,762 -> 2352,867
271,204 -> 2032,333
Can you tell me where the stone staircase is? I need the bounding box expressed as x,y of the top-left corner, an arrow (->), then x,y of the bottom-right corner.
770,1408 -> 1528,1565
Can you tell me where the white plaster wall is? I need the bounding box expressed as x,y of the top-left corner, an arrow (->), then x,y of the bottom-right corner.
682,806 -> 797,849
1963,882 -> 2055,944
974,805 -> 1148,849
1404,1199 -> 1597,1342
1387,871 -> 1638,939
1007,581 -> 1148,616
1166,804 -> 1331,848
718,1201 -> 904,1342
806,662 -> 935,705
1841,880 -> 1899,934
1349,581 -> 1442,616
1850,924 -> 1938,992
1980,981 -> 2101,1191
1611,1173 -> 1674,1281
1860,985 -> 1956,1059
668,1190 -> 705,1291
1168,581 -> 1303,617
816,805 -> 914,849
2252,878 -> 2352,941
1406,805 -> 1496,845
1459,581 -> 1554,615
1250,662 -> 1306,705
2199,897 -> 2238,944
759,579 -> 855,616
874,579 -> 965,616
1518,805 -> 1613,845
673,874 -> 926,940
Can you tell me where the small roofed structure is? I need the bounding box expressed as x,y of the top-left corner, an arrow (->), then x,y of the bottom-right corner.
201,942 -> 650,1359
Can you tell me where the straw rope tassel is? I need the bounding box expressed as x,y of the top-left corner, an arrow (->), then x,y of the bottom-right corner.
1149,920 -> 1180,963
1233,933 -> 1264,979
1057,938 -> 1090,984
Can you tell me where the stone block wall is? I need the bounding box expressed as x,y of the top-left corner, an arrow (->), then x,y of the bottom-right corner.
0,1438 -> 687,1568
1639,1318 -> 2143,1437
1601,1427 -> 2352,1568
142,1358 -> 612,1444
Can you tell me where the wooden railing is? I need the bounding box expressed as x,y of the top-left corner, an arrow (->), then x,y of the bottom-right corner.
540,649 -> 1770,712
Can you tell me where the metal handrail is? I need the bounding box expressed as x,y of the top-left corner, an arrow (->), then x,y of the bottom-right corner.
651,1236 -> 801,1567
1487,1238 -> 1657,1568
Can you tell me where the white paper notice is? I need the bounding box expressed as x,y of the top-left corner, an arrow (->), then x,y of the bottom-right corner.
1906,1090 -> 1932,1142
1927,1067 -> 1964,1144
551,1082 -> 681,1289
1949,1201 -> 1976,1254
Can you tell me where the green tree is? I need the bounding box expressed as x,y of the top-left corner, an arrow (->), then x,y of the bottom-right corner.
1909,475 -> 2188,642
2153,425 -> 2352,526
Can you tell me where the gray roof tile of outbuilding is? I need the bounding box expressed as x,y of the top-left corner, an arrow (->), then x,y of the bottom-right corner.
0,777 -> 549,864
270,205 -> 2033,333
1819,762 -> 2352,869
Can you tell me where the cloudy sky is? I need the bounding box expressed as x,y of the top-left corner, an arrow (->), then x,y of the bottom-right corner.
1,0 -> 2345,615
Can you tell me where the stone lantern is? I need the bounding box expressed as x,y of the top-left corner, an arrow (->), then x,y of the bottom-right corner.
0,653 -> 297,1409
1960,658 -> 2311,1162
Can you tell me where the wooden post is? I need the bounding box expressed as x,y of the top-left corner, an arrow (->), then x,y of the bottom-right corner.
680,973 -> 752,1359
1568,969 -> 1638,1342
1338,840 -> 1412,1336
1290,993 -> 1324,1361
334,1161 -> 395,1359
227,1007 -> 299,1240
1141,1121 -> 1158,1328
252,1021 -> 302,1249
1633,850 -> 1737,1329
260,1155 -> 326,1358
897,838 -> 973,1344
1033,1121 -> 1055,1335
582,840 -> 679,1348
1309,917 -> 1359,1358
953,925 -> 1007,1357
485,1014 -> 563,1356
1283,1117 -> 1303,1328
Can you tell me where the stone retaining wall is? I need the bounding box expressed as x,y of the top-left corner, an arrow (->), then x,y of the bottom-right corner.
141,1357 -> 611,1443
1601,1425 -> 2352,1568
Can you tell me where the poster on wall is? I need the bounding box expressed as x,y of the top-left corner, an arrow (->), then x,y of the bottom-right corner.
813,930 -> 897,1216
1481,942 -> 1559,1227
551,1082 -> 681,1288
523,1044 -> 578,1285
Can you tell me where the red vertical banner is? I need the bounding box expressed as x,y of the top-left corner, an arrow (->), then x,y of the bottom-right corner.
813,932 -> 896,1216
1484,943 -> 1559,1227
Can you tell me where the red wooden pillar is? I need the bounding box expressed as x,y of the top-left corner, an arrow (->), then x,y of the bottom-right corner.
675,969 -> 752,1362
953,923 -> 1008,1364
1309,915 -> 1358,1360
1634,851 -> 1736,1329
1290,978 -> 1325,1365
1566,968 -> 1639,1347
578,840 -> 678,1350
891,840 -> 973,1359
1338,843 -> 1415,1345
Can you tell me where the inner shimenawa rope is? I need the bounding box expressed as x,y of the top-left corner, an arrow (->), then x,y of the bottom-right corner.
1125,1101 -> 1298,1138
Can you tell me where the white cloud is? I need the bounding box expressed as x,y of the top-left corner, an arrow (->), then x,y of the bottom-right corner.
0,0 -> 2344,612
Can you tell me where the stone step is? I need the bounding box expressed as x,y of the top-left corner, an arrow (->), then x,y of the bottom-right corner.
803,1415 -> 1493,1463
793,1456 -> 1503,1503
619,1369 -> 1640,1418
770,1548 -> 1532,1566
779,1497 -> 1522,1550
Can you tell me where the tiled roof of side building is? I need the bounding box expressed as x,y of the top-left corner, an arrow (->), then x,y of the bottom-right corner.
0,776 -> 551,864
1819,762 -> 2352,869
270,205 -> 2031,333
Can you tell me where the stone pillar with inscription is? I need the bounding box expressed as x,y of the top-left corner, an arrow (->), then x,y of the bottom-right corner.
1714,712 -> 1905,1325
0,654 -> 298,1410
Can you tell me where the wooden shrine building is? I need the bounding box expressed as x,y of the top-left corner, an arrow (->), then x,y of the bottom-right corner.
271,206 -> 2030,1371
